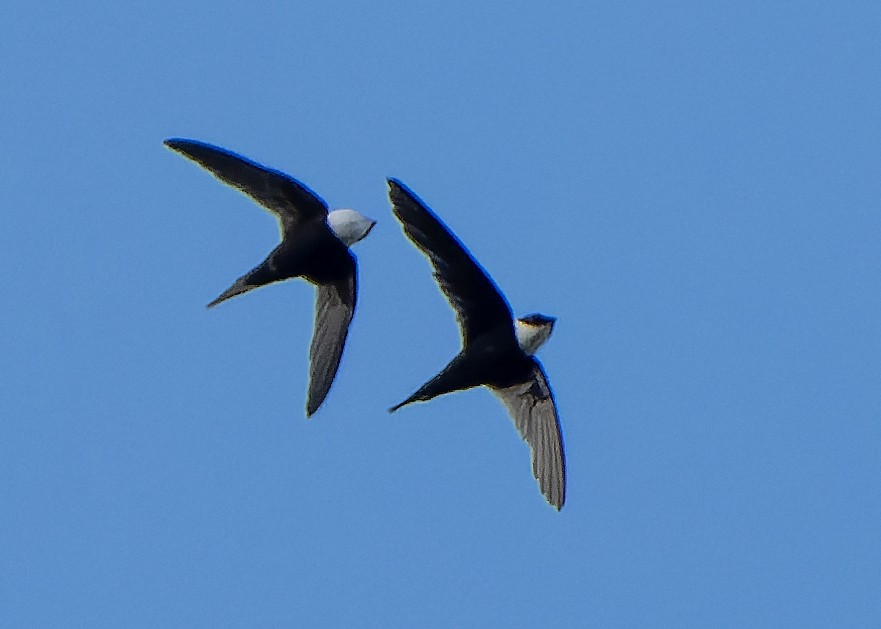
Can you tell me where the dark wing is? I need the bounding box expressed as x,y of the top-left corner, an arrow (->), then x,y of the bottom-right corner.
165,138 -> 328,230
305,260 -> 357,416
492,360 -> 566,510
387,179 -> 513,345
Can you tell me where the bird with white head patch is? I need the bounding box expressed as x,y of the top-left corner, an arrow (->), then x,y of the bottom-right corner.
165,138 -> 375,417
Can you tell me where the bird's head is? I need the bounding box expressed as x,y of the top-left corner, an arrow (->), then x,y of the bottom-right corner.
327,209 -> 376,247
515,313 -> 556,355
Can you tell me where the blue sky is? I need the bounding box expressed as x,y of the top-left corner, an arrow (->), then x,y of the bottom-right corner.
2,1 -> 880,626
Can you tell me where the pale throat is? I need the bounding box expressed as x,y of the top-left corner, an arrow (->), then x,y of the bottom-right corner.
515,319 -> 553,355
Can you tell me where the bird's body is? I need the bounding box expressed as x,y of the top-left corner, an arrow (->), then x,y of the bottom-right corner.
165,138 -> 375,416
207,218 -> 356,307
390,325 -> 536,410
387,179 -> 566,510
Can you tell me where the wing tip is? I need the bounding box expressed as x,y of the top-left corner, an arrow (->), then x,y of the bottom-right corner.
163,137 -> 192,152
542,485 -> 565,511
305,390 -> 324,417
386,178 -> 423,211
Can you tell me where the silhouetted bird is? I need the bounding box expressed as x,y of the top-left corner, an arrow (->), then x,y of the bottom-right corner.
387,179 -> 565,510
165,139 -> 375,416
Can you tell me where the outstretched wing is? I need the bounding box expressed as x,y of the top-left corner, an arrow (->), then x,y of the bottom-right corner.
492,360 -> 566,510
165,138 -> 328,230
306,261 -> 357,416
387,178 -> 513,345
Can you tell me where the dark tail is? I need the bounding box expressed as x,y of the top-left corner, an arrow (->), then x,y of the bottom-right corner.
207,279 -> 257,308
388,390 -> 424,413
388,354 -> 477,413
388,401 -> 408,413
206,264 -> 274,308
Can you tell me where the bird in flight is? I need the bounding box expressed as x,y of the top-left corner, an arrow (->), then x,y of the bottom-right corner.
387,179 -> 566,510
165,138 -> 375,417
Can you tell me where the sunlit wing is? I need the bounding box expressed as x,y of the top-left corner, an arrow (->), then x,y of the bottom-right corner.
492,361 -> 566,510
306,261 -> 357,416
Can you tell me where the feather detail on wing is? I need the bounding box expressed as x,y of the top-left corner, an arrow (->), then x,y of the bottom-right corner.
492,361 -> 566,510
165,138 -> 328,230
306,269 -> 356,416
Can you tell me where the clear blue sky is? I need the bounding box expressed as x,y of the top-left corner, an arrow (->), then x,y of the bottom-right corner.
2,1 -> 880,627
